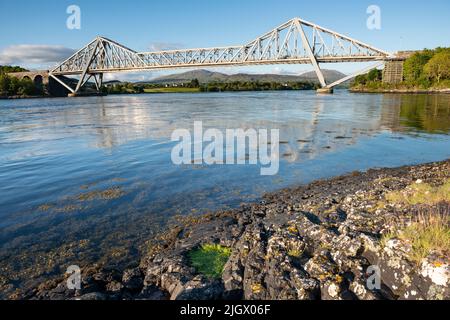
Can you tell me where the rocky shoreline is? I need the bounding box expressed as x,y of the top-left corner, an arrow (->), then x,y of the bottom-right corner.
20,160 -> 450,300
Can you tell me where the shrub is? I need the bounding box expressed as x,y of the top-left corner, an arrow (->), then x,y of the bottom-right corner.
424,51 -> 450,83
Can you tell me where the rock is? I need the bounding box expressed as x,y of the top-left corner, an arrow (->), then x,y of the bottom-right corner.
138,285 -> 168,300
304,252 -> 339,281
122,268 -> 143,291
364,239 -> 450,300
320,280 -> 342,300
420,260 -> 449,287
77,292 -> 107,300
106,281 -> 123,293
222,251 -> 244,299
172,277 -> 224,300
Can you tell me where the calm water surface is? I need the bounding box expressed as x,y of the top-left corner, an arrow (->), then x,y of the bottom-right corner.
0,90 -> 449,296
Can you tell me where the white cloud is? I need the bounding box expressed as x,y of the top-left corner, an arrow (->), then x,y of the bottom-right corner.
147,42 -> 184,52
103,72 -> 155,83
0,44 -> 75,66
271,66 -> 301,75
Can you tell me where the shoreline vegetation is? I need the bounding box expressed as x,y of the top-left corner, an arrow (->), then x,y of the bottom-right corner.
0,66 -> 45,99
21,160 -> 450,301
105,79 -> 318,95
350,47 -> 450,93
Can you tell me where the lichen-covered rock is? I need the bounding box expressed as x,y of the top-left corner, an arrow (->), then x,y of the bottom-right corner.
364,239 -> 450,300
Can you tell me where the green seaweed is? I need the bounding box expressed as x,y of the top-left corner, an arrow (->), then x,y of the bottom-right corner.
188,244 -> 231,279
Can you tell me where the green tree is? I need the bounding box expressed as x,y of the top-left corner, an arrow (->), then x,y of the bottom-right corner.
0,72 -> 11,96
367,69 -> 382,82
424,51 -> 450,83
0,65 -> 28,73
189,79 -> 200,88
403,50 -> 434,82
353,74 -> 367,86
17,78 -> 36,96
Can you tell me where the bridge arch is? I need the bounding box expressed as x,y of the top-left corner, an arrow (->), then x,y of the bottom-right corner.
33,75 -> 43,86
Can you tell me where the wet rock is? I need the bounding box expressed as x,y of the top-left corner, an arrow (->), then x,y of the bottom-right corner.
122,268 -> 143,291
77,292 -> 107,300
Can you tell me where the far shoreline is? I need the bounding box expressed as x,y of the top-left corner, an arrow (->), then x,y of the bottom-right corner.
350,88 -> 450,94
2,87 -> 450,100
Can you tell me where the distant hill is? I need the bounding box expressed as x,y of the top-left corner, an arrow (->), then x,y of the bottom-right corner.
146,69 -> 347,85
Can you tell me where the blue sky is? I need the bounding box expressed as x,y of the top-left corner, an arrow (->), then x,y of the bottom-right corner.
1,0 -> 449,80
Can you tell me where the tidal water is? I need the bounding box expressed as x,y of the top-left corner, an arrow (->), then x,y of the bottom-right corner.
0,91 -> 449,296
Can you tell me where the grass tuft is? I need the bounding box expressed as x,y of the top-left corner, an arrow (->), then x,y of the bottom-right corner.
188,244 -> 232,279
381,204 -> 450,264
385,179 -> 450,206
400,205 -> 450,264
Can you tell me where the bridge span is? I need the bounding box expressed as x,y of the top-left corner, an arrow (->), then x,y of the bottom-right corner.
49,17 -> 398,95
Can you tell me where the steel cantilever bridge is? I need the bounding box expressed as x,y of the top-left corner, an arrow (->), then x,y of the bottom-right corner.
49,18 -> 393,95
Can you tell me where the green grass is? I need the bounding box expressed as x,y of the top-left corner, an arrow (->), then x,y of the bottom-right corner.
143,87 -> 201,94
381,205 -> 450,264
380,179 -> 450,264
385,179 -> 450,206
400,216 -> 450,264
188,244 -> 232,279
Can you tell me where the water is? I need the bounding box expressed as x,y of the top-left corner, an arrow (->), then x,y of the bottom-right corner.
0,90 -> 449,296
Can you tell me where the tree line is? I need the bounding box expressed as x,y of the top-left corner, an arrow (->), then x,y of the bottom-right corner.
352,47 -> 450,89
199,80 -> 317,92
105,79 -> 317,94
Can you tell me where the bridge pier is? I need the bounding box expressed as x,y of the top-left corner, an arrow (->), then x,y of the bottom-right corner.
316,88 -> 334,94
67,92 -> 107,97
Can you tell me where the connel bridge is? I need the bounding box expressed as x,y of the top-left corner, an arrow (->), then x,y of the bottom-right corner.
14,18 -> 407,96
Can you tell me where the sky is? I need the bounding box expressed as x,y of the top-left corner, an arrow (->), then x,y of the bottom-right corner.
1,0 -> 449,81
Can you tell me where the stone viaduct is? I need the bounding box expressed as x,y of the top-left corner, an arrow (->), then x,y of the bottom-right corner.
7,71 -> 71,96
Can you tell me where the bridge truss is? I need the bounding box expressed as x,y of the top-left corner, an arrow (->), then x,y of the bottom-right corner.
49,18 -> 392,94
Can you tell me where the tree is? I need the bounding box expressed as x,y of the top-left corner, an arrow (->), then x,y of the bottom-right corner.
0,72 -> 11,96
424,51 -> 450,83
0,65 -> 28,73
367,69 -> 382,82
17,78 -> 36,96
403,50 -> 434,82
189,79 -> 200,88
353,74 -> 367,86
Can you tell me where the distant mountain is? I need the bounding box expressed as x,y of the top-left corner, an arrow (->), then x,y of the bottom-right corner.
103,80 -> 123,85
146,69 -> 347,85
